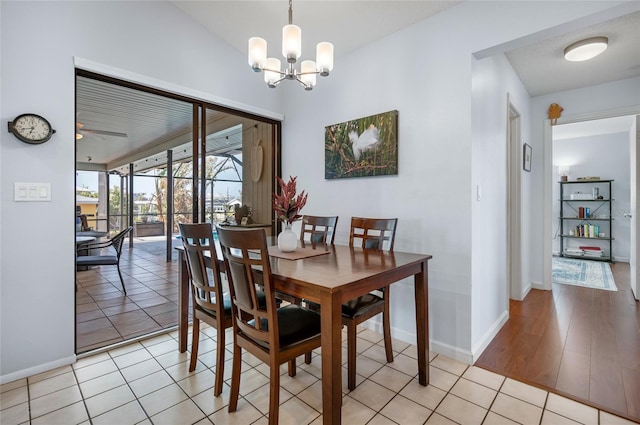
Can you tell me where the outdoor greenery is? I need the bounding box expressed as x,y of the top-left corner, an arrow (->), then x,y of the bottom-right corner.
106,155 -> 237,234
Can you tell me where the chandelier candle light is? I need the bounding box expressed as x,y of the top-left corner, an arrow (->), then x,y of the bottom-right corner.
248,0 -> 334,90
273,176 -> 308,252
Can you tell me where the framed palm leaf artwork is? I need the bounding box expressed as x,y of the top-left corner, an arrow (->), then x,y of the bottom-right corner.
325,110 -> 398,179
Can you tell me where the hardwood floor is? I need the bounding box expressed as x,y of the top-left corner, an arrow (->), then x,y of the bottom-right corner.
476,261 -> 640,422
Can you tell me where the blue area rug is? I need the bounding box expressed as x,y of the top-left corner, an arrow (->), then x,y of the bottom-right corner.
552,257 -> 617,291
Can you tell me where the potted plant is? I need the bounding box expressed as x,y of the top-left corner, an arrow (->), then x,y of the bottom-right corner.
273,176 -> 308,252
234,204 -> 253,225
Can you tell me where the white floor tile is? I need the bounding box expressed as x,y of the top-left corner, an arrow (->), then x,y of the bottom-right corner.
84,384 -> 136,418
0,402 -> 29,425
30,385 -> 83,419
435,394 -> 487,425
490,393 -> 543,425
545,393 -> 598,425
91,400 -> 148,425
137,383 -> 188,417
149,399 -> 205,425
500,378 -> 547,407
31,400 -> 88,425
9,329 -> 631,425
79,371 -> 126,398
380,394 -> 432,425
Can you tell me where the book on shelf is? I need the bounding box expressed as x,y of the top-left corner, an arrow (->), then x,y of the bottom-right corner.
574,224 -> 600,238
584,250 -> 603,257
579,246 -> 601,251
565,249 -> 584,256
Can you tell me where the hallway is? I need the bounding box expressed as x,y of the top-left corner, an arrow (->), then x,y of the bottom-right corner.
476,262 -> 640,422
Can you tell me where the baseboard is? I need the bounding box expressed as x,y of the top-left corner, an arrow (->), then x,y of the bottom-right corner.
362,320 -> 473,364
431,339 -> 473,364
0,355 -> 76,385
362,319 -> 416,346
471,309 -> 509,363
531,280 -> 545,290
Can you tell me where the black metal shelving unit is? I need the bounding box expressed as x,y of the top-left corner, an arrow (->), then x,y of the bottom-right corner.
559,179 -> 614,262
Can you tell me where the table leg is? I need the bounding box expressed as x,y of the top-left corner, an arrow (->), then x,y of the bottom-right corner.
415,259 -> 430,386
178,250 -> 189,353
321,291 -> 342,425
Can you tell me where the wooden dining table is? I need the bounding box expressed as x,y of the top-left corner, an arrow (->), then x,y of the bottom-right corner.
176,241 -> 432,425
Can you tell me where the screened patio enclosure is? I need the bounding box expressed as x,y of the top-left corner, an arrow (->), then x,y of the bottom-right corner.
76,71 -> 281,262
74,71 -> 281,353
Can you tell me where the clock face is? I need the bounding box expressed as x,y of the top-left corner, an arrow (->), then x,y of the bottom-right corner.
10,114 -> 55,144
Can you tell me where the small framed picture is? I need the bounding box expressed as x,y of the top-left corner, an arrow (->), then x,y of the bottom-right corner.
523,143 -> 532,172
240,217 -> 249,226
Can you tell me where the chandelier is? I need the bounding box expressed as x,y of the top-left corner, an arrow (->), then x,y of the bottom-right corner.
248,0 -> 334,91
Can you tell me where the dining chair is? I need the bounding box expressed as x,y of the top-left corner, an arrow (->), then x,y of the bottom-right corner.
217,226 -> 322,425
344,216 -> 398,390
178,222 -> 232,397
298,214 -> 338,364
75,226 -> 133,295
300,215 -> 338,244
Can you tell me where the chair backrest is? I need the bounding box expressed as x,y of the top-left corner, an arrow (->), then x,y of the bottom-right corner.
349,217 -> 397,251
111,227 -> 133,258
216,226 -> 280,350
179,223 -> 226,317
300,215 -> 338,244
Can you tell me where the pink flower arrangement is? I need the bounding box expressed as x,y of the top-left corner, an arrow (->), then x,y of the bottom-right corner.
273,176 -> 308,225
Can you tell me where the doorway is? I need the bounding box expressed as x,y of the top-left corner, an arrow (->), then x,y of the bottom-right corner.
74,70 -> 282,354
507,95 -> 522,301
544,111 -> 639,295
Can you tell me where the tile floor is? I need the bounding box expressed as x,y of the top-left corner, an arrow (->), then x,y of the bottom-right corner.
1,326 -> 636,425
75,236 -> 182,353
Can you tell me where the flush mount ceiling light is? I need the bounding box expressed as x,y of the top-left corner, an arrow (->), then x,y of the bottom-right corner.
563,36 -> 608,62
248,0 -> 333,91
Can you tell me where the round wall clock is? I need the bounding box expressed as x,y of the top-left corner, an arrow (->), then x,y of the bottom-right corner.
8,113 -> 56,144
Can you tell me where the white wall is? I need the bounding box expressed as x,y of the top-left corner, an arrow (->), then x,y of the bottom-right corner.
531,76 -> 640,287
552,133 -> 631,260
282,1 -> 623,362
470,53 -> 531,357
0,1 -> 282,381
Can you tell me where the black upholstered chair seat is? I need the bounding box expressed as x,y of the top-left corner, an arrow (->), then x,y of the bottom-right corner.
342,292 -> 384,318
199,291 -> 268,317
76,255 -> 117,266
251,304 -> 321,349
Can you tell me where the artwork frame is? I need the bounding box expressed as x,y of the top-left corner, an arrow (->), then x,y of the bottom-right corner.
523,143 -> 532,172
324,110 -> 398,179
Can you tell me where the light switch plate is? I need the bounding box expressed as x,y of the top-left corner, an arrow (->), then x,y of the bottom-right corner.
14,182 -> 51,201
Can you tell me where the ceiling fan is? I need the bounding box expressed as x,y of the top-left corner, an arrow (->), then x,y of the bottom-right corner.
76,122 -> 128,140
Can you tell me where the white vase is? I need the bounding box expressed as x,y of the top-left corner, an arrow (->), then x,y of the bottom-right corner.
277,223 -> 298,252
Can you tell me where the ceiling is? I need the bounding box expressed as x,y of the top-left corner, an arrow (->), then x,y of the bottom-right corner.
76,2 -> 639,168
504,10 -> 640,97
76,77 -> 248,174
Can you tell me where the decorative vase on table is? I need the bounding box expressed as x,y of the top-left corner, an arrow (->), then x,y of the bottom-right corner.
277,223 -> 298,252
273,175 -> 308,252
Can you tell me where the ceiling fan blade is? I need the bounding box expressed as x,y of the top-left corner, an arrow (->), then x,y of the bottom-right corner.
81,128 -> 128,138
